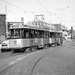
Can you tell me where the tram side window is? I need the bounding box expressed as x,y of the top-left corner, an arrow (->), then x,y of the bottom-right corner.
44,31 -> 49,38
58,33 -> 62,38
58,33 -> 60,38
50,32 -> 55,38
28,29 -> 35,38
34,30 -> 38,38
60,33 -> 62,37
47,31 -> 49,38
38,30 -> 40,38
55,33 -> 59,38
44,32 -> 46,38
29,29 -> 38,38
38,30 -> 43,38
31,29 -> 35,38
24,29 -> 29,38
20,29 -> 24,38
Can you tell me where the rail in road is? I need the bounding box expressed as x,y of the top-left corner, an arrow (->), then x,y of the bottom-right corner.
0,41 -> 75,75
0,51 -> 42,74
0,45 -> 62,75
22,42 -> 75,75
0,49 -> 50,75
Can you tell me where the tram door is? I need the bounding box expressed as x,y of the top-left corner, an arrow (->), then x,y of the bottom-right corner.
58,33 -> 62,45
60,33 -> 63,45
55,32 -> 63,45
49,32 -> 55,45
41,38 -> 43,47
38,30 -> 44,48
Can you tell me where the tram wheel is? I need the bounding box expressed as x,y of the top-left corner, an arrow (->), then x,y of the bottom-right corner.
25,48 -> 31,53
49,44 -> 51,47
11,49 -> 15,53
43,45 -> 48,49
34,46 -> 37,51
55,42 -> 57,47
21,48 -> 25,52
57,43 -> 60,46
31,47 -> 35,52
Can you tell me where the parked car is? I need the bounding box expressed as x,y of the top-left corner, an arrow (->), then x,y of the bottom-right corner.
1,40 -> 10,52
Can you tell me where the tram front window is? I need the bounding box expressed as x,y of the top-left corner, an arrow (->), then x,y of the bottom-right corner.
11,29 -> 20,38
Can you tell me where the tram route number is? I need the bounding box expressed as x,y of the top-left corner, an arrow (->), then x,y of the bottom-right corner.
35,38 -> 38,42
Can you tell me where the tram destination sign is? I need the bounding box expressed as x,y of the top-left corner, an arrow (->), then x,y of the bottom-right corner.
8,22 -> 23,26
8,22 -> 23,29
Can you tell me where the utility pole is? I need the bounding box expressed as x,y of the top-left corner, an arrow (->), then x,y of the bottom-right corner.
5,6 -> 8,37
71,26 -> 73,39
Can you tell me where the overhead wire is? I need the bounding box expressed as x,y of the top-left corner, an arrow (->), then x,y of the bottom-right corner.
36,0 -> 57,24
36,0 -> 49,12
36,0 -> 55,15
1,0 -> 35,15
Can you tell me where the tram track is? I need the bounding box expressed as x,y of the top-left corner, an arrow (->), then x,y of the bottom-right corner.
0,46 -> 61,75
0,44 -> 75,75
24,45 -> 75,75
25,51 -> 49,75
19,46 -> 65,75
0,49 -> 48,75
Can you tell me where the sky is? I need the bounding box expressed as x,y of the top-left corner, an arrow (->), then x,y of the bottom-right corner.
0,0 -> 75,29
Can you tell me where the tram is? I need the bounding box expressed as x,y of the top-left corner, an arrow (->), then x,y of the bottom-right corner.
49,31 -> 63,46
1,23 -> 63,52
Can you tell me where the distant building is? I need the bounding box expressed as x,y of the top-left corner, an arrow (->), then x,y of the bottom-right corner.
0,14 -> 6,43
0,14 -> 6,35
52,24 -> 62,31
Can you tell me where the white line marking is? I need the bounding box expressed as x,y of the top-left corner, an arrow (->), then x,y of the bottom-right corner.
9,51 -> 42,66
9,62 -> 15,65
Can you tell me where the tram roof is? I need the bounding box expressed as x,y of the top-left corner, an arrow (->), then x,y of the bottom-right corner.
9,24 -> 50,31
49,30 -> 63,33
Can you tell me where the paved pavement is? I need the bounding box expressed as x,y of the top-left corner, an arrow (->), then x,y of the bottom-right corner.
0,41 -> 75,75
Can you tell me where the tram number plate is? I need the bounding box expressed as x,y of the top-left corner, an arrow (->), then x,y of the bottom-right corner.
35,38 -> 38,42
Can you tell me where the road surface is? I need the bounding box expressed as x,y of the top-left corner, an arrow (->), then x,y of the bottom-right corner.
0,41 -> 75,75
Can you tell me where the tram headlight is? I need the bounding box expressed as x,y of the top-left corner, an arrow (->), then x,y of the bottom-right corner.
1,40 -> 9,48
